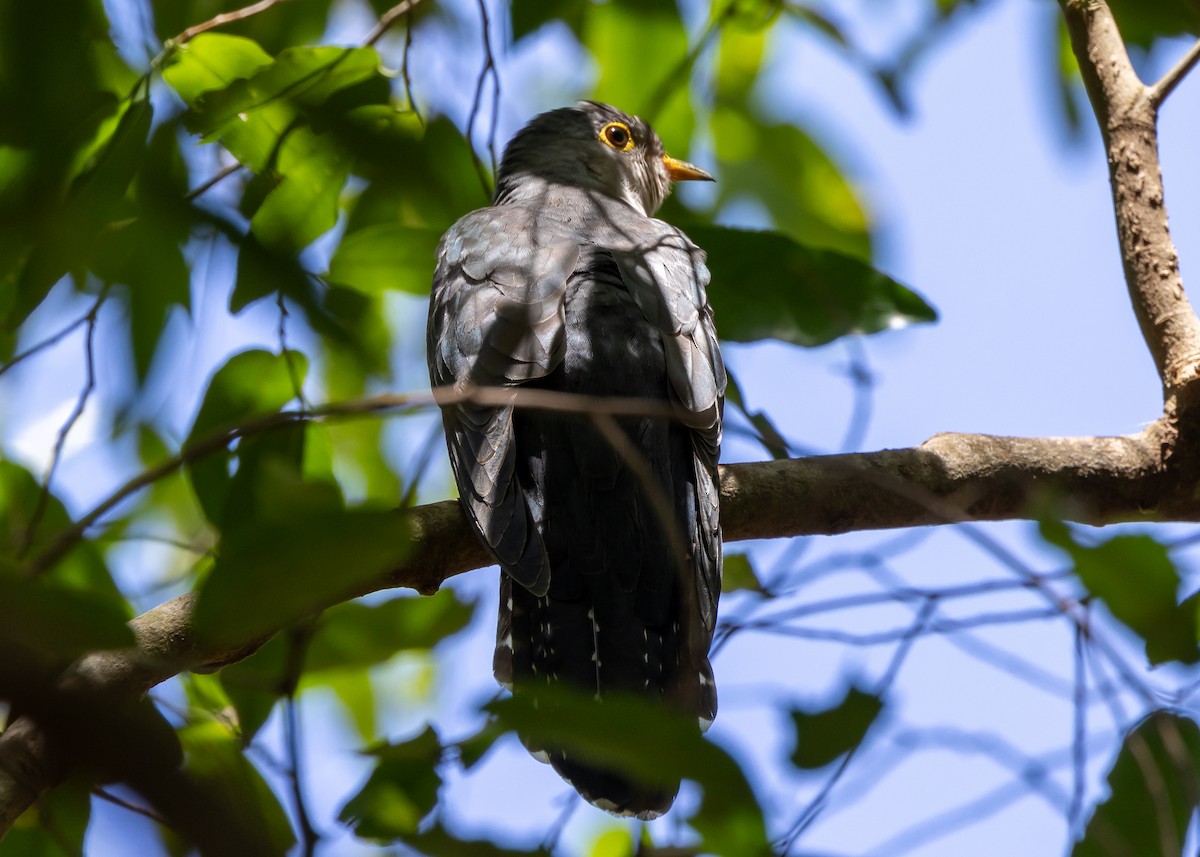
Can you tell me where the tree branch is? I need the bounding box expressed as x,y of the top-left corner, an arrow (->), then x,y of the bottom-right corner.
1,415 -> 1194,835
1058,0 -> 1200,408
1147,37 -> 1200,108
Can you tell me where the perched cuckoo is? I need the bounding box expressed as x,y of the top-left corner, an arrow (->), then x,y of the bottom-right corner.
427,101 -> 725,818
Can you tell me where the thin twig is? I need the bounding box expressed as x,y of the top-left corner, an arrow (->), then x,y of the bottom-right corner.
185,163 -> 245,202
363,0 -> 425,47
93,787 -> 170,825
1067,618 -> 1088,839
19,290 -> 106,559
0,298 -> 99,381
465,0 -> 499,197
284,695 -> 320,856
1147,37 -> 1200,108
19,384 -> 684,578
173,0 -> 290,45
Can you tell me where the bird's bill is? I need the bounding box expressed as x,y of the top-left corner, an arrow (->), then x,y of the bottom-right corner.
662,155 -> 715,183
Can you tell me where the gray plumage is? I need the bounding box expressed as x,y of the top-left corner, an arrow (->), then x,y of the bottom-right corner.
427,101 -> 725,818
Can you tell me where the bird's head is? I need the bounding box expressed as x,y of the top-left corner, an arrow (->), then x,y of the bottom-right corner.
493,101 -> 714,216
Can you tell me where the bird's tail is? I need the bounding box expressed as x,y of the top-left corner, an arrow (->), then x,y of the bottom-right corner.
494,574 -> 714,818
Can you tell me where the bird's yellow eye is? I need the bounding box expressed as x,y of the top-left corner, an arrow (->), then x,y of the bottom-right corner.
600,121 -> 635,152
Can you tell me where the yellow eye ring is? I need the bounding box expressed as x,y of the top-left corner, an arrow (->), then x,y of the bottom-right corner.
600,121 -> 635,152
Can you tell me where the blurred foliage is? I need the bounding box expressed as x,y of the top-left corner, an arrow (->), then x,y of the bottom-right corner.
0,0 -> 1197,854
1073,712 -> 1200,857
1042,521 -> 1200,666
790,686 -> 884,770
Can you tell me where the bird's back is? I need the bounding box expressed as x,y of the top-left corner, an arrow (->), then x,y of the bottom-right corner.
430,186 -> 723,818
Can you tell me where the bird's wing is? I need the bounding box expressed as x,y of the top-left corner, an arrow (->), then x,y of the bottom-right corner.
608,222 -> 726,633
428,206 -> 580,596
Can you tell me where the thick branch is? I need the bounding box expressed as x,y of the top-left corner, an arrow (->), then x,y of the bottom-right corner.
1,422 -> 1192,834
1059,0 -> 1200,405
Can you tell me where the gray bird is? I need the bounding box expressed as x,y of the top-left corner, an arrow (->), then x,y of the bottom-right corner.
427,101 -> 725,818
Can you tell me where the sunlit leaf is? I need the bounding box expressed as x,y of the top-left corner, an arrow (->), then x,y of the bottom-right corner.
327,224 -> 442,296
161,33 -> 274,104
711,109 -> 870,258
250,132 -> 347,253
1042,522 -> 1198,665
339,726 -> 443,838
1073,711 -> 1200,857
723,553 -> 765,595
585,0 -> 693,149
193,507 -> 411,647
790,687 -> 884,769
589,829 -> 635,857
692,225 -> 936,346
185,348 -> 306,524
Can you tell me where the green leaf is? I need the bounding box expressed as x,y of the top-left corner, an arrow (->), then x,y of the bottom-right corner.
0,0 -> 135,328
513,0 -> 588,42
0,578 -> 134,660
12,98 -> 152,327
218,635 -> 290,743
1073,711 -> 1200,857
250,132 -> 347,253
189,348 -> 305,440
1042,523 -> 1198,666
186,348 -> 306,524
692,225 -> 936,346
341,117 -> 486,231
589,829 -> 635,857
585,0 -> 693,149
339,726 -> 443,839
231,234 -> 314,313
723,553 -> 765,595
489,688 -> 771,856
1,774 -> 91,857
1106,0 -> 1200,48
790,687 -> 884,769
327,224 -> 442,296
161,34 -> 274,105
321,669 -> 378,741
0,462 -> 125,603
190,46 -> 387,131
193,508 -> 411,647
179,720 -> 296,855
711,109 -> 870,258
304,591 -> 476,673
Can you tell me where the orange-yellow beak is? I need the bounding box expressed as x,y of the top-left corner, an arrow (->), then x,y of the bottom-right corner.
663,154 -> 715,183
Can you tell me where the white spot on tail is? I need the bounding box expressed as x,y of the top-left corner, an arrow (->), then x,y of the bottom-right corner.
530,749 -> 550,764
699,716 -> 714,733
